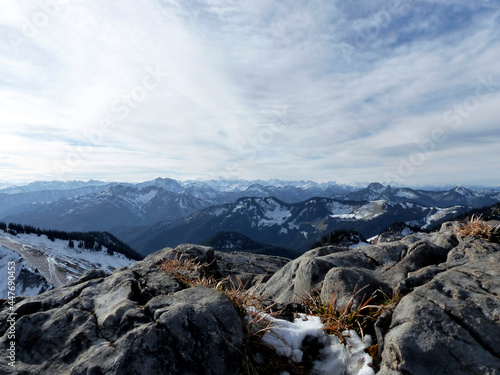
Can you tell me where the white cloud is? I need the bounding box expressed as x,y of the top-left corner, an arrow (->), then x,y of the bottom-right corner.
0,0 -> 499,185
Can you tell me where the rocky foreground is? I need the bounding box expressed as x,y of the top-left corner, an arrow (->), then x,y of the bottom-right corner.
1,222 -> 499,374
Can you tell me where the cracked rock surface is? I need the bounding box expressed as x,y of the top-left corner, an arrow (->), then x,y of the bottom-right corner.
1,224 -> 500,374
0,245 -> 288,375
378,238 -> 500,375
254,222 -> 500,374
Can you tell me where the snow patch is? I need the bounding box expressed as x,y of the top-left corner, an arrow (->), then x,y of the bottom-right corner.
254,312 -> 374,375
122,188 -> 159,207
279,227 -> 288,235
422,207 -> 460,228
330,201 -> 386,220
258,205 -> 292,227
394,190 -> 418,199
327,201 -> 354,216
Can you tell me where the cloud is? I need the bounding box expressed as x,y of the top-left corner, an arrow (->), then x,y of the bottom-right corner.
0,0 -> 499,185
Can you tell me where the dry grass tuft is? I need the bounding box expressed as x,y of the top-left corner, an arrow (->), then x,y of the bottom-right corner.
195,277 -> 296,375
160,256 -> 295,374
159,253 -> 216,286
300,285 -> 401,344
455,215 -> 500,243
159,255 -> 403,374
160,253 -> 206,272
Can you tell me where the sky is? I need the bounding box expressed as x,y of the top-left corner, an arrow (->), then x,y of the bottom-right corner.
0,0 -> 499,186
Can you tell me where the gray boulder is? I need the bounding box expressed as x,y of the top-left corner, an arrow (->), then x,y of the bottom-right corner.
379,237 -> 500,375
2,224 -> 500,375
254,222 -> 500,374
253,240 -> 406,309
0,244 -> 288,375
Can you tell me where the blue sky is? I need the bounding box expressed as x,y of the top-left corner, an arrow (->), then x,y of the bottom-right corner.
0,0 -> 499,186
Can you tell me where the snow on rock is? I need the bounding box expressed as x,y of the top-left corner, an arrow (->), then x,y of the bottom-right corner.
255,312 -> 375,375
348,242 -> 370,249
453,186 -> 476,198
231,198 -> 292,228
353,200 -> 386,220
0,245 -> 53,298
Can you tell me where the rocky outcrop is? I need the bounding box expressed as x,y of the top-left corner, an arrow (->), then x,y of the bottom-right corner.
0,245 -> 289,374
1,223 -> 500,374
254,222 -> 500,374
378,237 -> 500,375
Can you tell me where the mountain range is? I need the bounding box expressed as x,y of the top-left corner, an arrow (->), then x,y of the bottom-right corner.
117,196 -> 470,255
346,182 -> 499,207
1,178 -> 499,256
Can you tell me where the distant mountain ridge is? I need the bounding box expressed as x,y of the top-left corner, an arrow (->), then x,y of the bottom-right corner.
342,182 -> 499,208
1,185 -> 213,232
0,178 -> 357,231
0,180 -> 112,194
1,178 -> 499,256
120,196 -> 470,255
201,231 -> 300,259
0,183 -> 117,216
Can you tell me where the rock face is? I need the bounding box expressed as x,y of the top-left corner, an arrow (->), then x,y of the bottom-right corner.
378,237 -> 500,375
1,224 -> 500,374
255,222 -> 500,374
0,245 -> 288,375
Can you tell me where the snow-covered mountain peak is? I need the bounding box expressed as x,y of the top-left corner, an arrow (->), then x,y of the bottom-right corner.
366,182 -> 386,193
452,186 -> 477,198
137,177 -> 184,193
243,183 -> 270,194
228,197 -> 291,227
